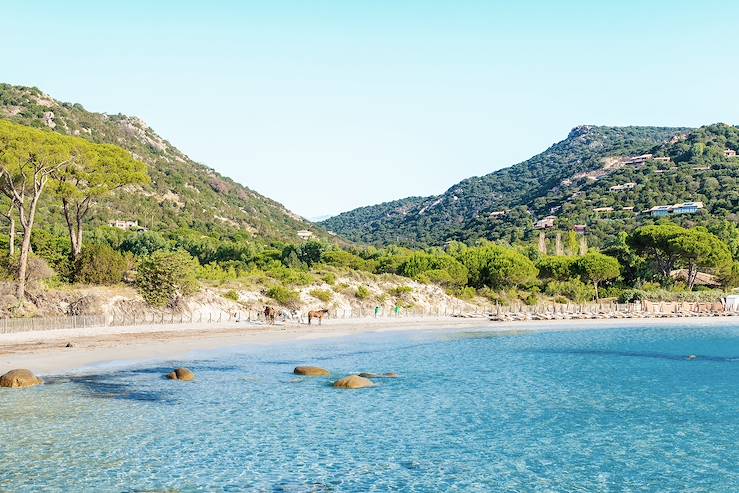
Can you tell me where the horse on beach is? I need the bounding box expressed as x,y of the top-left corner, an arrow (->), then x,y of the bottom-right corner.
307,309 -> 330,325
264,306 -> 276,325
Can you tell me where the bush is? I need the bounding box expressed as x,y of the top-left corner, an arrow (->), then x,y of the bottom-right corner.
398,252 -> 468,288
388,285 -> 413,297
31,230 -> 72,281
536,256 -> 577,281
137,250 -> 199,307
75,244 -> 129,285
456,286 -> 477,301
266,285 -> 300,308
355,285 -> 371,300
265,265 -> 315,286
322,250 -> 376,272
460,244 -> 538,289
121,231 -> 173,256
224,289 -> 239,301
545,279 -> 595,303
0,252 -> 56,284
524,291 -> 539,305
618,289 -> 646,303
198,263 -> 238,282
321,272 -> 337,285
309,289 -> 333,303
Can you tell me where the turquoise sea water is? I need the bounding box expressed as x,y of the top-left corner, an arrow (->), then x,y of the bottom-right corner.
1,323 -> 738,492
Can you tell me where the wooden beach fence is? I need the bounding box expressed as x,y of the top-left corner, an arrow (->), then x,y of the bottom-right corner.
1,299 -> 737,335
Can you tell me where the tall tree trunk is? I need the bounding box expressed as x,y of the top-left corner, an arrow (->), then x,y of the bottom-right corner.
76,224 -> 83,257
15,194 -> 41,301
594,281 -> 599,301
16,226 -> 32,300
8,215 -> 14,256
62,200 -> 82,258
62,199 -> 86,258
687,263 -> 698,291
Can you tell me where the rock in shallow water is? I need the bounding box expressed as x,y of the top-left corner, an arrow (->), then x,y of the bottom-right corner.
333,375 -> 375,389
0,369 -> 43,388
166,367 -> 195,381
293,366 -> 330,377
358,372 -> 399,379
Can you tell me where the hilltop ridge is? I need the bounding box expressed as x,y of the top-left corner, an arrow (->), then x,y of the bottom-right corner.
321,124 -> 739,247
0,83 -> 327,243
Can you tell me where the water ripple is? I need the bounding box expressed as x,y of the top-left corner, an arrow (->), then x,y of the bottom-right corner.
1,323 -> 737,492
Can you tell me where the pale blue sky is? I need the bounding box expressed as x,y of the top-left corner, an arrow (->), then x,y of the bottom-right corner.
4,1 -> 738,218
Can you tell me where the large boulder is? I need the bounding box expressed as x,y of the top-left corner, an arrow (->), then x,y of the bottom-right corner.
358,372 -> 399,379
0,369 -> 43,388
333,375 -> 375,389
294,366 -> 330,377
166,367 -> 195,381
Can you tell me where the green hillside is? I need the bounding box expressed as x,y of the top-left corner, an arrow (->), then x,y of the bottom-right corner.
0,83 -> 326,243
321,124 -> 739,248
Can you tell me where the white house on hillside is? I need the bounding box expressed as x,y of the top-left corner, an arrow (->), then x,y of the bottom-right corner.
296,230 -> 315,240
109,220 -> 141,231
534,216 -> 556,229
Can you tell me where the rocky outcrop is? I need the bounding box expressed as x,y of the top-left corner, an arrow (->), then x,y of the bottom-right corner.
358,372 -> 399,379
166,367 -> 195,381
0,369 -> 43,388
333,375 -> 375,389
294,366 -> 330,377
42,111 -> 55,128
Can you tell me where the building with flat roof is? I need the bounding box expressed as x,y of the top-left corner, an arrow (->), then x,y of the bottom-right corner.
624,154 -> 653,165
671,201 -> 704,214
609,182 -> 636,192
647,201 -> 704,217
534,216 -> 556,229
108,220 -> 141,230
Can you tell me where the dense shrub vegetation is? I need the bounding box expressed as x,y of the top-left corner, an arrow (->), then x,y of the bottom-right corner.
75,244 -> 129,285
0,85 -> 737,311
136,250 -> 199,307
322,124 -> 739,251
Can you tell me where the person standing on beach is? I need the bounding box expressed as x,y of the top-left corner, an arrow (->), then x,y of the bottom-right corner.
394,305 -> 401,317
374,306 -> 381,318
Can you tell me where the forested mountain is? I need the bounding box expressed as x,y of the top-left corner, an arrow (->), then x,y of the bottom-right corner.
322,124 -> 739,248
0,83 -> 326,243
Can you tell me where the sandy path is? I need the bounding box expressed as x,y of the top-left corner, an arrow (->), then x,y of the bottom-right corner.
0,316 -> 735,376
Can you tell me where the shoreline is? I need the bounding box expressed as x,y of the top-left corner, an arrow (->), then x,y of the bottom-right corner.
1,316 -> 736,377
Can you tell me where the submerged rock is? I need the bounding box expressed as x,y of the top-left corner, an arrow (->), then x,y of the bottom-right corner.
0,369 -> 43,388
166,367 -> 195,381
293,366 -> 330,377
333,375 -> 375,389
358,372 -> 399,379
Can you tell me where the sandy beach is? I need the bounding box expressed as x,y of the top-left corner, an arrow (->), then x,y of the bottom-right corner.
1,315 -> 735,376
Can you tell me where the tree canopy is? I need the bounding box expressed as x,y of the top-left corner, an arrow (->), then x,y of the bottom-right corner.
575,252 -> 621,300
